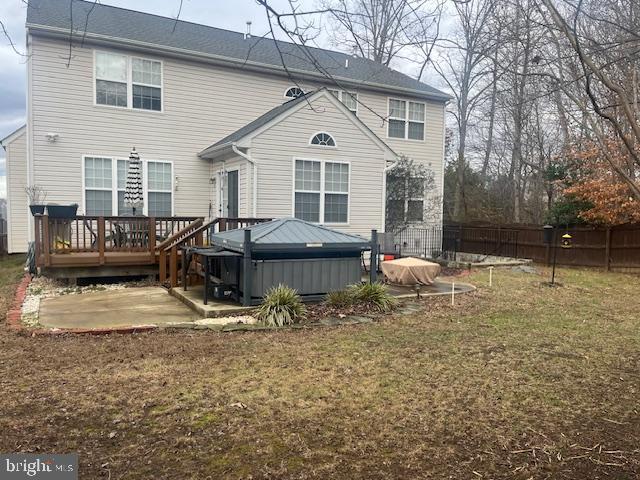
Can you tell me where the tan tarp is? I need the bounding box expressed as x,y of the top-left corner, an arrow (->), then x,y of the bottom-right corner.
381,257 -> 441,285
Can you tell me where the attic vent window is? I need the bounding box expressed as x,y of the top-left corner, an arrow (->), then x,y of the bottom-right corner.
310,132 -> 336,147
284,86 -> 305,99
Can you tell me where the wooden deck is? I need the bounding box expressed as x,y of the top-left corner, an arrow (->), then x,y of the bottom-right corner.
33,215 -> 272,280
34,215 -> 200,270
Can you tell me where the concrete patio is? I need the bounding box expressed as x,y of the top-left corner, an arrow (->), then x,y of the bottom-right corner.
38,287 -> 200,329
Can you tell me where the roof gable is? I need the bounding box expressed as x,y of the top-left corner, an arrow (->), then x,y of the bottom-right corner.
26,0 -> 450,102
0,125 -> 26,149
199,89 -> 398,160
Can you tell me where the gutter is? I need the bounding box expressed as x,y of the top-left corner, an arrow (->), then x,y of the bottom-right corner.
231,144 -> 258,218
26,24 -> 452,103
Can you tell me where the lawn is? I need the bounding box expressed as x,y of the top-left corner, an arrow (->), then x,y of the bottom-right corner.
0,255 -> 638,479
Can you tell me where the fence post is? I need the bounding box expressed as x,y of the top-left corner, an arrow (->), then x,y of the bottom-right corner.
604,227 -> 611,271
370,229 -> 378,283
242,228 -> 252,306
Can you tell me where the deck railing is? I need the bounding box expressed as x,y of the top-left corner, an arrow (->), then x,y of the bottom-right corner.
159,217 -> 272,287
34,215 -> 202,268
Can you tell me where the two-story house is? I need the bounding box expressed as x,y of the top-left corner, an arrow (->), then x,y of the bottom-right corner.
2,0 -> 449,254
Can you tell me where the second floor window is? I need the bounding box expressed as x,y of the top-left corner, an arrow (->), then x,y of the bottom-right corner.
95,51 -> 162,111
329,90 -> 358,115
388,99 -> 425,140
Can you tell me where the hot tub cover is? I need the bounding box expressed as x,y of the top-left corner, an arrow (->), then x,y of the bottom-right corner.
381,257 -> 441,285
210,218 -> 371,253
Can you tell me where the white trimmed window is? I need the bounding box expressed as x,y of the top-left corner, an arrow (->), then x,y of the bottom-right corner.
285,86 -> 305,99
388,99 -> 425,140
147,161 -> 173,216
329,89 -> 358,115
310,132 -> 336,147
294,159 -> 349,224
84,157 -> 113,216
387,175 -> 425,223
84,157 -> 173,216
95,51 -> 162,111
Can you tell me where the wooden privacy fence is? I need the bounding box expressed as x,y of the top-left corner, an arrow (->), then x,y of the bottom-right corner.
446,223 -> 640,270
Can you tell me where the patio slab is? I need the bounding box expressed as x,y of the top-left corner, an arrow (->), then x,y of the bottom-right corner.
39,287 -> 199,329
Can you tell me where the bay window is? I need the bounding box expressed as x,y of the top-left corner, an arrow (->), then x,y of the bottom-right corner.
388,98 -> 425,140
95,51 -> 162,111
294,159 -> 349,224
84,156 -> 172,216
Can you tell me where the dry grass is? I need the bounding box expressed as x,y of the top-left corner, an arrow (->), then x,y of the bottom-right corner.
0,256 -> 639,479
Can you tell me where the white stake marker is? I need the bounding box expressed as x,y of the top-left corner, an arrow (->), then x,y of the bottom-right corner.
489,266 -> 494,287
451,282 -> 455,306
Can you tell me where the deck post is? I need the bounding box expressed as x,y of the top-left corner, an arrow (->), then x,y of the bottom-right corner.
170,246 -> 178,287
42,214 -> 51,267
370,229 -> 378,283
159,249 -> 167,283
148,217 -> 156,262
242,228 -> 252,306
98,217 -> 105,265
34,215 -> 41,267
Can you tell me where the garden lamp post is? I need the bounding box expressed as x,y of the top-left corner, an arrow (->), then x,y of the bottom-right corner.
543,225 -> 558,285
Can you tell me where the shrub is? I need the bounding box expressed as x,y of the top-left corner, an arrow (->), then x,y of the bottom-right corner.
256,284 -> 306,327
348,282 -> 398,313
325,289 -> 355,308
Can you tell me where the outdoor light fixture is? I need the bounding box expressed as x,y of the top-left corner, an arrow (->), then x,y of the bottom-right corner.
45,133 -> 59,143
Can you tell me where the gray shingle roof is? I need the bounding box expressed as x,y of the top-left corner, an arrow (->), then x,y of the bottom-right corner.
210,218 -> 371,252
26,0 -> 450,101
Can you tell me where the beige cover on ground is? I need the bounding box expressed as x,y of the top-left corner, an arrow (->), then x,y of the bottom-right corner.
381,257 -> 441,285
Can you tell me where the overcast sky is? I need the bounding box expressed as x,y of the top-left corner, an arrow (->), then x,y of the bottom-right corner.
0,0 -> 446,200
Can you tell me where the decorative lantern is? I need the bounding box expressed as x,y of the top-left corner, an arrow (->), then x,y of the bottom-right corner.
561,233 -> 573,249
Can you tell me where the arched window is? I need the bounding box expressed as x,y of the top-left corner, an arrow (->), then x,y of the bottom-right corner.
310,132 -> 336,147
284,86 -> 305,99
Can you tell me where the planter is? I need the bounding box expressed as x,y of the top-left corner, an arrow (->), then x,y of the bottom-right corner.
46,204 -> 78,219
29,205 -> 46,216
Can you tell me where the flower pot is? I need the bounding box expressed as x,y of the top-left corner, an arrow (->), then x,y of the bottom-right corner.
29,205 -> 46,216
46,204 -> 79,219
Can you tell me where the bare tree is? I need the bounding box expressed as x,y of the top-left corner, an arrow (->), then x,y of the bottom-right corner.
321,0 -> 444,73
432,0 -> 497,220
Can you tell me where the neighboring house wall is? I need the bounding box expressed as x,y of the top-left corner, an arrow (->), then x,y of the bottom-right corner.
17,34 -> 445,248
5,129 -> 28,253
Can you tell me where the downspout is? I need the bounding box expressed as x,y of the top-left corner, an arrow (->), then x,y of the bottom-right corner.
381,158 -> 399,232
231,143 -> 258,217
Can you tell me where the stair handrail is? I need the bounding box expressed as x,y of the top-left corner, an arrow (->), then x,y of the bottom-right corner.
155,218 -> 203,252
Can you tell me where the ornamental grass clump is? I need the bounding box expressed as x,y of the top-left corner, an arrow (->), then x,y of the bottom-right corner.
325,289 -> 355,308
256,284 -> 306,327
348,282 -> 398,313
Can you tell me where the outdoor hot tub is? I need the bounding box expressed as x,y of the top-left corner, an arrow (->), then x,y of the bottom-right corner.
209,218 -> 372,302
